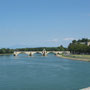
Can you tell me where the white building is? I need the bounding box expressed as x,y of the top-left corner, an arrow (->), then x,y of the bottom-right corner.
80,42 -> 90,46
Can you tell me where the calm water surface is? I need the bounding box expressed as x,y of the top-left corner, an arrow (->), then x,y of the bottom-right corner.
0,53 -> 90,90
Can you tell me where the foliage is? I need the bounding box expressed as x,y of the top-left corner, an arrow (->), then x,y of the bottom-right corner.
72,38 -> 90,44
0,45 -> 67,54
15,46 -> 66,51
0,48 -> 14,54
68,38 -> 90,54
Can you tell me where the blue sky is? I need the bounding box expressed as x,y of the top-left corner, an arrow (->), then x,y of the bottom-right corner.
0,0 -> 90,48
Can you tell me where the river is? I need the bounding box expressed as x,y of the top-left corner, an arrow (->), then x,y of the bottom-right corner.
0,53 -> 90,90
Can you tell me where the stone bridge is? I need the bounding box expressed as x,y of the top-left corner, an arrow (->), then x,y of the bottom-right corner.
13,50 -> 70,56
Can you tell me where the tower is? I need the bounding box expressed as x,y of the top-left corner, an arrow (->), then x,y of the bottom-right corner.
42,49 -> 47,56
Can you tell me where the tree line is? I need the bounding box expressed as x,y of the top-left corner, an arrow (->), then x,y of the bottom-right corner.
15,45 -> 67,51
68,38 -> 90,54
0,45 -> 66,54
0,48 -> 14,54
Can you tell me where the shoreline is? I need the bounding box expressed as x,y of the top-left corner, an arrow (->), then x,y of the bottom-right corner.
56,54 -> 90,62
0,53 -> 13,55
0,53 -> 90,62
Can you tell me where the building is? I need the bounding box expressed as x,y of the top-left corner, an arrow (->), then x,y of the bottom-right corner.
86,42 -> 90,46
80,42 -> 90,46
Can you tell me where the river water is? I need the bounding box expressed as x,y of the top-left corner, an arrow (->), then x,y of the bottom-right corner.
0,53 -> 90,90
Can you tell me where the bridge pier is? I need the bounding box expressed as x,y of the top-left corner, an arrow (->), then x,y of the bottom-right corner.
14,54 -> 17,56
29,53 -> 32,56
42,49 -> 47,56
42,53 -> 47,56
29,52 -> 33,56
13,52 -> 18,56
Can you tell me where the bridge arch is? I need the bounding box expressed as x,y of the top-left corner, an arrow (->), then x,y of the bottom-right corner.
14,51 -> 31,56
46,52 -> 56,55
32,52 -> 43,56
46,51 -> 63,55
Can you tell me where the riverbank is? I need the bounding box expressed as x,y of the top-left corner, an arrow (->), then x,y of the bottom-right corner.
0,53 -> 13,55
57,54 -> 90,62
80,87 -> 90,90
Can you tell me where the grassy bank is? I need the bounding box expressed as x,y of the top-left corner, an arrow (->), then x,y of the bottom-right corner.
57,54 -> 90,62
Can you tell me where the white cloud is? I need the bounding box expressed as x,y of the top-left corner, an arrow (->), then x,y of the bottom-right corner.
47,39 -> 59,43
64,38 -> 74,41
